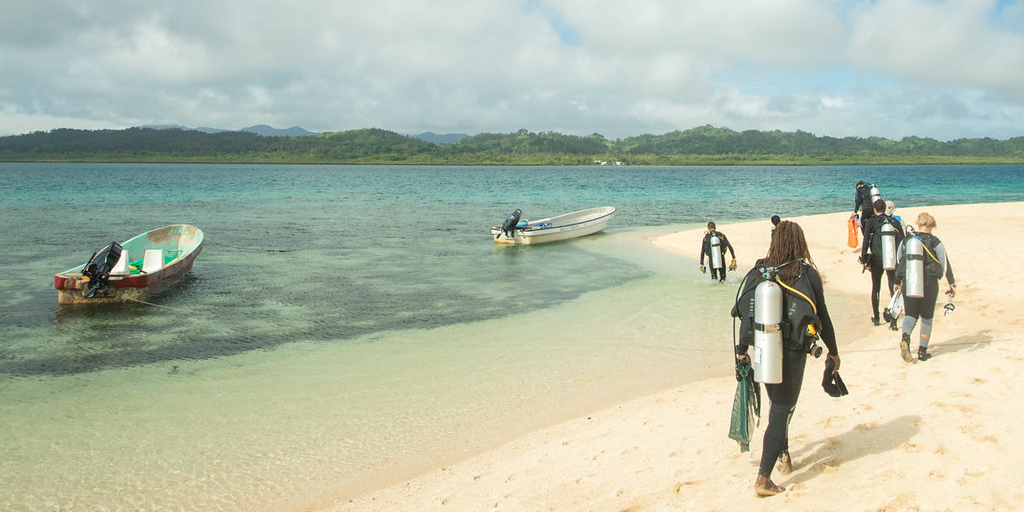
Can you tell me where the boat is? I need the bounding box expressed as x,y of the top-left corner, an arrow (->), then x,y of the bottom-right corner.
53,224 -> 204,304
491,206 -> 615,245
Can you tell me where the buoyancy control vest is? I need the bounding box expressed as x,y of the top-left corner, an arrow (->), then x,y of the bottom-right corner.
917,233 -> 944,279
859,186 -> 875,219
733,261 -> 821,354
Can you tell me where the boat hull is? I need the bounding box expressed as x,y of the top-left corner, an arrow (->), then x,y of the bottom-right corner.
53,224 -> 204,304
491,206 -> 615,245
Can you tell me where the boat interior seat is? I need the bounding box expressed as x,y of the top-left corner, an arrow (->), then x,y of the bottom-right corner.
142,249 -> 164,273
111,251 -> 130,275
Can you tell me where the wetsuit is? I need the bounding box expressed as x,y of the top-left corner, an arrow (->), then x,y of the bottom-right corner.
853,185 -> 874,231
699,231 -> 735,282
732,263 -> 838,480
895,233 -> 956,349
861,214 -> 904,322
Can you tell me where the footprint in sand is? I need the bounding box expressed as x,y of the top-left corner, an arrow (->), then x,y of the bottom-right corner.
900,442 -> 921,453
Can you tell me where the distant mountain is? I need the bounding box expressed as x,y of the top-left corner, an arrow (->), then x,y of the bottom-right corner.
140,124 -> 315,137
239,125 -> 317,137
411,132 -> 470,144
142,124 -> 226,133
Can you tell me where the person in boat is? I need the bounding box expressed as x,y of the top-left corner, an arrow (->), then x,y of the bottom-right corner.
731,220 -> 841,497
699,222 -> 736,283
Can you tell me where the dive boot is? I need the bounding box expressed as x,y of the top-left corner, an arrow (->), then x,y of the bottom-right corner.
918,347 -> 932,361
900,333 -> 914,363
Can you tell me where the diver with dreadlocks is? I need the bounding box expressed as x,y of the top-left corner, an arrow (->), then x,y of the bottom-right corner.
731,220 -> 841,497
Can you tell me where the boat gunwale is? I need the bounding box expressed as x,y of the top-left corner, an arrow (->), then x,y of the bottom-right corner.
54,224 -> 204,279
490,206 -> 615,236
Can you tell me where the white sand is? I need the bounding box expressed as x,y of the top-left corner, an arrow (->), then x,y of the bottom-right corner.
334,202 -> 1024,512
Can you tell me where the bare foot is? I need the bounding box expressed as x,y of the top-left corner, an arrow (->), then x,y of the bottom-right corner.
776,450 -> 793,475
755,475 -> 786,497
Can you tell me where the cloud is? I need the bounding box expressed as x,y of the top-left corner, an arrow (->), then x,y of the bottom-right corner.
1,0 -> 1023,140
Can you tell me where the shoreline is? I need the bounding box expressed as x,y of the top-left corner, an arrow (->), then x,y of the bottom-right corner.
335,202 -> 1024,511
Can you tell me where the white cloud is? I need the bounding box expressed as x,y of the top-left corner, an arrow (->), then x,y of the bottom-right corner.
1,0 -> 1023,140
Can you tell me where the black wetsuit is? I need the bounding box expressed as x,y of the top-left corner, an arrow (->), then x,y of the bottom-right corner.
699,231 -> 735,282
854,185 -> 874,231
861,214 -> 904,320
732,263 -> 838,479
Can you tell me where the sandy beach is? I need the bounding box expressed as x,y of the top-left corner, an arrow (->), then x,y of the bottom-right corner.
336,202 -> 1024,512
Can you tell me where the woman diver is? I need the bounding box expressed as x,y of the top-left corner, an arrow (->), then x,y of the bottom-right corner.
731,220 -> 841,497
894,212 -> 956,362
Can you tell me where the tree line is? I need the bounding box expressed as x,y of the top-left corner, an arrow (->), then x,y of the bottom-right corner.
2,125 -> 1023,165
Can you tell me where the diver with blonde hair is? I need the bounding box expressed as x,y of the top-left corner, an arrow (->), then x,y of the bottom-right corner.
894,212 -> 956,362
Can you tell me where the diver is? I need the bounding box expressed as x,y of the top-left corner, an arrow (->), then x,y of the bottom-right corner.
885,200 -> 902,226
859,199 -> 904,327
699,221 -> 736,283
894,212 -> 956,362
850,181 -> 875,232
731,220 -> 840,497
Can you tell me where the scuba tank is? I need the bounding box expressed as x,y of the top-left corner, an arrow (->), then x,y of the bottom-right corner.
904,236 -> 925,298
881,221 -> 896,270
710,234 -> 723,270
752,280 -> 783,384
870,184 -> 881,204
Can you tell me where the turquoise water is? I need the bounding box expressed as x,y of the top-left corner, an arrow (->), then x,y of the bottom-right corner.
1,163 -> 1021,511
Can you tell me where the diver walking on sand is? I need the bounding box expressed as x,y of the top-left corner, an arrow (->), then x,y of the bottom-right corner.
699,222 -> 736,283
860,199 -> 904,327
894,212 -> 956,362
731,221 -> 841,497
851,181 -> 876,232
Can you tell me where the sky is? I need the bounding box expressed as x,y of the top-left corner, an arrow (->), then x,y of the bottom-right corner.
2,0 -> 1024,141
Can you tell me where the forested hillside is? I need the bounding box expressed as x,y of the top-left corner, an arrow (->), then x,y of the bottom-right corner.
2,125 -> 1023,165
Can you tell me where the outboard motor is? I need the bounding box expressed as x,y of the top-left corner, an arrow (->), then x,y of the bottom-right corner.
881,222 -> 897,270
710,234 -> 723,270
904,236 -> 925,298
500,209 -> 522,239
752,280 -> 783,384
82,241 -> 122,298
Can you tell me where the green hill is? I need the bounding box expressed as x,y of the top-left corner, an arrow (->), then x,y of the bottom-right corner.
2,125 -> 1023,165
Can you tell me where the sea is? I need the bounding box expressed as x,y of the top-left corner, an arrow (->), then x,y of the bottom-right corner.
1,163 -> 1021,511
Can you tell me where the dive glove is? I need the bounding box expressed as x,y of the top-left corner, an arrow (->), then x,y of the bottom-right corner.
729,258 -> 737,271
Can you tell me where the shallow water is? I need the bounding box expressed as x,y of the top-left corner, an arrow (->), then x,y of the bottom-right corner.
1,163 -> 1021,510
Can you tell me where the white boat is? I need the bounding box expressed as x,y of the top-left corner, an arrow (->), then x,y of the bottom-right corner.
491,206 -> 616,245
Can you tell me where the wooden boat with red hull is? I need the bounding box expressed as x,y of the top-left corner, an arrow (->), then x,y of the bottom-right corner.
54,224 -> 204,304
